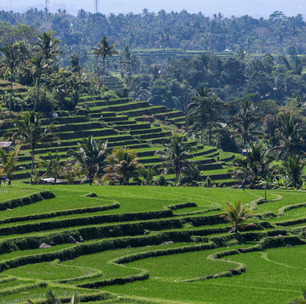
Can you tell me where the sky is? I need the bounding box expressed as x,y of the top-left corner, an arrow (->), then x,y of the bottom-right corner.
1,0 -> 305,19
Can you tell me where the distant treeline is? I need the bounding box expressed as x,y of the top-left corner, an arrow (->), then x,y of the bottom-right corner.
0,9 -> 305,54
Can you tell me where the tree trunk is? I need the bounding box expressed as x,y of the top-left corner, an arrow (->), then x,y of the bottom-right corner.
265,185 -> 267,200
200,129 -> 203,144
30,147 -> 35,185
209,124 -> 212,146
10,77 -> 13,113
34,74 -> 41,112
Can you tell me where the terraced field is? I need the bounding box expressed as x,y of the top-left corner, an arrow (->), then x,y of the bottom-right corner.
1,95 -> 238,185
1,184 -> 306,304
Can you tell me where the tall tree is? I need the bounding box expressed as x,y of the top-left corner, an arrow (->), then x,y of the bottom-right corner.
93,35 -> 118,84
232,142 -> 274,187
28,52 -> 49,112
67,136 -> 108,186
274,113 -> 305,161
0,146 -> 20,185
282,155 -> 306,189
120,45 -> 139,84
155,135 -> 197,180
39,151 -> 62,185
233,99 -> 262,147
4,112 -> 61,185
34,31 -> 61,85
104,147 -> 141,184
188,88 -> 223,145
0,42 -> 28,112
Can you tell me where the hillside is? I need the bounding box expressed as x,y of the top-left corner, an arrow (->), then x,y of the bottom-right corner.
0,93 -> 238,186
1,185 -> 306,303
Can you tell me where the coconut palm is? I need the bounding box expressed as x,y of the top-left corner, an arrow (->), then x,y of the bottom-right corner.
4,111 -> 61,185
67,136 -> 108,186
0,146 -> 20,185
155,135 -> 198,180
220,201 -> 254,232
120,45 -> 139,84
104,147 -> 141,184
39,151 -> 62,185
231,141 -> 274,187
282,155 -> 306,189
133,166 -> 156,185
0,42 -> 28,112
62,157 -> 82,185
34,31 -> 61,85
273,113 -> 305,161
188,89 -> 223,145
93,35 -> 118,83
28,52 -> 50,111
256,173 -> 273,201
233,100 -> 263,147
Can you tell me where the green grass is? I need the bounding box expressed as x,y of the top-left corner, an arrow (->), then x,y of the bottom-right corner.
124,247 -> 236,281
0,188 -> 38,202
3,184 -> 306,304
3,262 -> 96,281
105,245 -> 304,304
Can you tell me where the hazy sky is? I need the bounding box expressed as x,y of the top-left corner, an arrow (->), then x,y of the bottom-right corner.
2,0 -> 305,18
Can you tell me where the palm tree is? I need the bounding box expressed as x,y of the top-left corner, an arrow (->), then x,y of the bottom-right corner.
93,35 -> 118,83
273,113 -> 305,161
220,201 -> 254,232
120,45 -> 139,84
39,151 -> 62,185
133,166 -> 156,185
0,42 -> 28,112
282,155 -> 306,189
231,141 -> 274,187
188,88 -> 223,145
62,157 -> 82,185
4,111 -> 61,185
67,136 -> 108,186
28,52 -> 50,111
34,31 -> 61,85
0,146 -> 20,185
104,147 -> 141,184
256,173 -> 273,201
233,99 -> 262,147
155,135 -> 198,180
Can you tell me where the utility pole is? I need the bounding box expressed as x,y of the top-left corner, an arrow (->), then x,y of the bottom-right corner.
94,0 -> 99,13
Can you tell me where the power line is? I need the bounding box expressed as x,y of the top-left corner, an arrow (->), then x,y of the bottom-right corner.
94,0 -> 99,13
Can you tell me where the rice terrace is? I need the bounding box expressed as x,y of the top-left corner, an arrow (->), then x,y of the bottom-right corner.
2,3 -> 306,304
0,185 -> 305,304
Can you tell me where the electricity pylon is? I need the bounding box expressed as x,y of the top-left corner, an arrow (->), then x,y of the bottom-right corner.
94,0 -> 99,13
45,0 -> 50,11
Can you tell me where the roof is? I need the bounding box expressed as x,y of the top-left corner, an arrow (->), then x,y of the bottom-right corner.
0,142 -> 13,148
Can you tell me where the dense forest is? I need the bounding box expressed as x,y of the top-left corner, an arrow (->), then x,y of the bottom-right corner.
1,9 -> 306,122
1,9 -> 306,53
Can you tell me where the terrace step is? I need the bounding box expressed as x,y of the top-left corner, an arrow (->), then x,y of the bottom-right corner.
130,128 -> 162,135
123,106 -> 168,117
91,101 -> 150,112
153,111 -> 185,120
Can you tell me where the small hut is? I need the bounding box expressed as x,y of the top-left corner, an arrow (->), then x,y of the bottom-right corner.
0,141 -> 14,153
